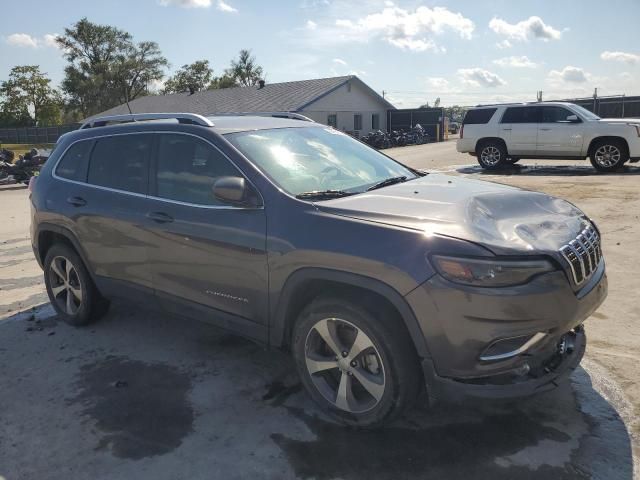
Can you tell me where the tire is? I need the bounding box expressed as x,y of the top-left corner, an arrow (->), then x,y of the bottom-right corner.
477,140 -> 508,169
292,295 -> 422,427
43,243 -> 108,326
590,139 -> 628,172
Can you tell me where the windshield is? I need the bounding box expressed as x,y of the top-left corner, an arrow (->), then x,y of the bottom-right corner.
571,104 -> 600,120
226,127 -> 417,197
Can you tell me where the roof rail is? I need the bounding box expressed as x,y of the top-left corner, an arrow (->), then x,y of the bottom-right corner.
80,113 -> 214,130
210,111 -> 315,122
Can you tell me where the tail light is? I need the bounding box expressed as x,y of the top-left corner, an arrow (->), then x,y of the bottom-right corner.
460,124 -> 464,139
28,175 -> 37,193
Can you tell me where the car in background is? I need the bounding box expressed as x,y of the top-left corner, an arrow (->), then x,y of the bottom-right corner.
448,121 -> 460,134
457,102 -> 640,172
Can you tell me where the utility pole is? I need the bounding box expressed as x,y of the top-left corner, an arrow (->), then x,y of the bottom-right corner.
536,90 -> 543,102
593,87 -> 598,114
382,90 -> 386,99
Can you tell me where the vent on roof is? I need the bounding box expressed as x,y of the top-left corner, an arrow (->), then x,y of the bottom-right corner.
258,79 -> 265,89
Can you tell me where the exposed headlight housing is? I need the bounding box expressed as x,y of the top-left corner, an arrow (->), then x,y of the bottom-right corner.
431,255 -> 556,287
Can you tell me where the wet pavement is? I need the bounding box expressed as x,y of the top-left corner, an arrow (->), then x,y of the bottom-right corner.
0,302 -> 635,479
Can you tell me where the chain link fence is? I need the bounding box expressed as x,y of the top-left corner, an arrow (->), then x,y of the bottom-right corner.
0,124 -> 80,145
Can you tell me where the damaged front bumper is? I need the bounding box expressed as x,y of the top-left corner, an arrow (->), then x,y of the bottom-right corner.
421,325 -> 586,401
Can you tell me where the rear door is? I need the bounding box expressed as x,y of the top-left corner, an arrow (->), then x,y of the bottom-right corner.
56,133 -> 156,295
499,106 -> 540,155
536,106 -> 585,156
144,132 -> 268,335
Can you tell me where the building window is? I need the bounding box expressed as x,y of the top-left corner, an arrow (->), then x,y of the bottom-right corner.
354,114 -> 362,131
327,114 -> 337,128
371,114 -> 380,130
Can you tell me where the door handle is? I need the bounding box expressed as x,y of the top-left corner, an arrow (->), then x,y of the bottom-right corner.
66,196 -> 86,207
146,212 -> 174,223
502,128 -> 512,131
539,128 -> 551,131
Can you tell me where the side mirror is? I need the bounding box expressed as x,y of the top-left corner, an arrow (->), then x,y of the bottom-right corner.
212,176 -> 260,207
566,114 -> 580,122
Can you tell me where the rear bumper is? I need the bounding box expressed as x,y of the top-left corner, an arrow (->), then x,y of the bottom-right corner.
422,325 -> 586,401
456,138 -> 475,153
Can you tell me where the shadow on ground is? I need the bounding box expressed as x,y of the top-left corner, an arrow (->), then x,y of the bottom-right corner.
456,163 -> 640,177
0,302 -> 634,479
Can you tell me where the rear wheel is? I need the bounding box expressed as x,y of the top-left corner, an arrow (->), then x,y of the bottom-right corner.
477,141 -> 508,169
44,244 -> 108,326
292,295 -> 421,427
590,139 -> 628,172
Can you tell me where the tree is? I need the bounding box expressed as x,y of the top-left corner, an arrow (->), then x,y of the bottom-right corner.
0,65 -> 62,126
227,49 -> 263,87
208,73 -> 237,90
56,18 -> 168,116
163,60 -> 213,94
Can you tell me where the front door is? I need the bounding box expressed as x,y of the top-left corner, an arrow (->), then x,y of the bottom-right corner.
536,106 -> 585,156
145,132 -> 269,335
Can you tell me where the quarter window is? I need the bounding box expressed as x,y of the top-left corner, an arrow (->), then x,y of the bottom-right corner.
155,134 -> 239,206
87,134 -> 152,194
501,106 -> 539,123
462,108 -> 497,125
56,140 -> 92,181
354,114 -> 362,131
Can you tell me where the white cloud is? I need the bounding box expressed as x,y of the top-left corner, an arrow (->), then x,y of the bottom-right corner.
426,77 -> 450,90
548,66 -> 588,84
306,20 -> 317,30
216,0 -> 237,12
458,68 -> 506,88
489,16 -> 561,42
6,33 -> 39,48
334,5 -> 474,52
600,51 -> 639,64
496,39 -> 512,49
332,58 -> 347,66
159,0 -> 212,7
5,32 -> 61,49
493,55 -> 538,68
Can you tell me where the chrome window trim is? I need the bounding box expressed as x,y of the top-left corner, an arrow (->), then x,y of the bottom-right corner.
51,130 -> 265,211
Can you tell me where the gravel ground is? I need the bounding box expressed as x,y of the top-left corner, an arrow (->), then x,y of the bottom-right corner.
0,140 -> 637,479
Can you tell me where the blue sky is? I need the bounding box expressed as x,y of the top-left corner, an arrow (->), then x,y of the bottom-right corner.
1,0 -> 639,107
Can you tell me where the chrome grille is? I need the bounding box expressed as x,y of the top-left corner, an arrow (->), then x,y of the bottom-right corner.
559,224 -> 602,285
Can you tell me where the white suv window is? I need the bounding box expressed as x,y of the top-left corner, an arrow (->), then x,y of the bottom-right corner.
541,106 -> 579,123
501,106 -> 539,123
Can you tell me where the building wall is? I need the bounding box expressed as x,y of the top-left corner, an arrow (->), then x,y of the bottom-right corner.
301,80 -> 389,134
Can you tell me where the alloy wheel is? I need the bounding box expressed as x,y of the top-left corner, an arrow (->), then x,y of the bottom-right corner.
48,256 -> 83,315
594,145 -> 621,168
481,146 -> 501,166
305,317 -> 386,413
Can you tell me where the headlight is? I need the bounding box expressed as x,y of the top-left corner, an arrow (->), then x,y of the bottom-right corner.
431,255 -> 556,287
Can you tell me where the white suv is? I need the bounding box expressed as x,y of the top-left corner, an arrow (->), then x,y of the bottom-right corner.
456,102 -> 640,172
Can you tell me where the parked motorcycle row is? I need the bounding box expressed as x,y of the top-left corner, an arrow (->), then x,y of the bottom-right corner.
0,148 -> 49,185
360,124 -> 431,150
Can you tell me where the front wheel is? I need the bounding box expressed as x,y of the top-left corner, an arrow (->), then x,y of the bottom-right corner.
292,295 -> 421,427
590,139 -> 628,172
477,141 -> 508,169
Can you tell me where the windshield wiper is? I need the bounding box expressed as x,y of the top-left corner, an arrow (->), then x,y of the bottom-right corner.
366,176 -> 407,191
295,189 -> 355,200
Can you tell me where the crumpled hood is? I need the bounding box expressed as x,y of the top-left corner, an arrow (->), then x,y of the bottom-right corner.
317,174 -> 590,254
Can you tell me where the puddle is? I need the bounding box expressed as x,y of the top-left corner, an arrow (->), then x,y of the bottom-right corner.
70,355 -> 194,460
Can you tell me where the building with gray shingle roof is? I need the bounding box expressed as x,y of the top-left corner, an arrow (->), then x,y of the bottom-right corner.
90,75 -> 395,134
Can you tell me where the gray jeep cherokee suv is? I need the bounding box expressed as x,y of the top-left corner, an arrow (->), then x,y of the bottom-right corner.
30,113 -> 608,426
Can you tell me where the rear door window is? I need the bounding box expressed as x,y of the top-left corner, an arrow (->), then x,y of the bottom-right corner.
55,140 -> 92,182
87,134 -> 152,194
154,134 -> 240,206
462,108 -> 497,124
501,106 -> 539,123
